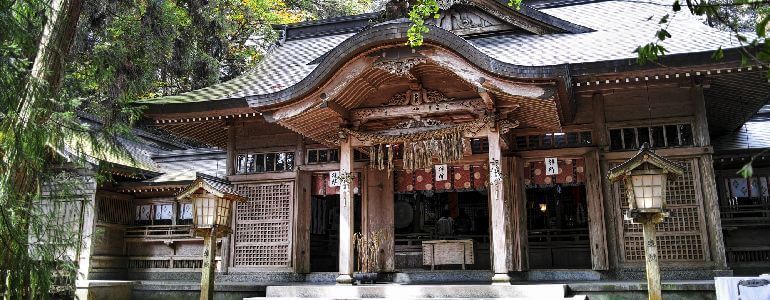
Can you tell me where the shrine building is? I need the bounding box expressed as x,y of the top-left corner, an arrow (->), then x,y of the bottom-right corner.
74,0 -> 770,297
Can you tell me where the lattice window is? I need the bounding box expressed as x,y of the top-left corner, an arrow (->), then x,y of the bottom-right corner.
232,182 -> 293,268
616,159 -> 707,262
96,196 -> 133,225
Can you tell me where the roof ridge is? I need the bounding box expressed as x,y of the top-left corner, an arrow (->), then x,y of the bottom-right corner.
196,172 -> 230,184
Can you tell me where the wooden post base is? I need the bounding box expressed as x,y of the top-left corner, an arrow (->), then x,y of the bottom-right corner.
200,230 -> 217,300
642,219 -> 662,300
336,274 -> 354,284
491,273 -> 511,285
634,213 -> 665,300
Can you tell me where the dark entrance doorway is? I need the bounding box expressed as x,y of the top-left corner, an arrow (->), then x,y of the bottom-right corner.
309,195 -> 361,272
393,191 -> 491,270
526,183 -> 591,269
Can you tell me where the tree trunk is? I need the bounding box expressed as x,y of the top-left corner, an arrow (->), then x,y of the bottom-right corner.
14,0 -> 83,129
1,0 -> 83,298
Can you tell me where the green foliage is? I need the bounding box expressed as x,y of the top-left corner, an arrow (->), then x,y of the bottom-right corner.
637,0 -> 770,67
738,161 -> 754,178
407,0 -> 522,47
0,0 -> 373,298
407,0 -> 440,47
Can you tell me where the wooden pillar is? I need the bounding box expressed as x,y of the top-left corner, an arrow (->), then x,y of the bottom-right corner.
364,168 -> 395,272
585,150 -> 609,270
502,157 -> 515,271
692,85 -> 727,269
294,171 -> 312,273
77,173 -> 98,281
509,157 -> 529,271
336,137 -> 355,284
221,123 -> 236,273
592,93 -> 608,150
700,154 -> 728,268
488,128 -> 510,284
226,123 -> 236,176
691,86 -> 711,147
293,135 -> 311,273
200,228 -> 217,300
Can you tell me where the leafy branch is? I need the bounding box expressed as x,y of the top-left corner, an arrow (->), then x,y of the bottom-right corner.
407,0 -> 522,47
637,0 -> 770,68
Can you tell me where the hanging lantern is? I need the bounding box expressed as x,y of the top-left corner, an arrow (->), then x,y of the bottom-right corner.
177,173 -> 246,237
191,195 -> 232,228
608,143 -> 684,218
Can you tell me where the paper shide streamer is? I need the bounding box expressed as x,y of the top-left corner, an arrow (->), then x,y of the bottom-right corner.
343,116 -> 493,171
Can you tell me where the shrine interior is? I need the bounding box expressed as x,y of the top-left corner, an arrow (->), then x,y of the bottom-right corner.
394,191 -> 491,270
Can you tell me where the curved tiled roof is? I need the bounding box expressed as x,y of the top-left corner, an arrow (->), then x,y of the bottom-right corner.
714,105 -> 770,152
139,0 -> 739,108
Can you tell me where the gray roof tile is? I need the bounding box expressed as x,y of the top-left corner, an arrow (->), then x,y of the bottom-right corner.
140,0 -> 740,105
714,105 -> 770,152
147,149 -> 226,182
471,1 -> 737,66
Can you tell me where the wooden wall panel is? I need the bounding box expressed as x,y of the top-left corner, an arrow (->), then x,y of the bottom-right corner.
235,130 -> 300,151
603,88 -> 694,122
571,96 -> 596,125
615,159 -> 709,264
231,182 -> 294,271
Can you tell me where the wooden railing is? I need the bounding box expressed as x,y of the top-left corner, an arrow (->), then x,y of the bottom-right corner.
720,203 -> 770,229
126,256 -> 221,270
124,225 -> 195,240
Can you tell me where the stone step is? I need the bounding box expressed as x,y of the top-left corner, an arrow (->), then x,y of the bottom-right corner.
256,284 -> 581,299
257,297 -> 588,300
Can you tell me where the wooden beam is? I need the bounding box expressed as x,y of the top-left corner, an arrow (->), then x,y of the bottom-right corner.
422,48 -> 551,99
351,98 -> 486,123
271,56 -> 376,122
478,87 -> 495,111
515,147 -> 595,159
297,161 -> 368,172
228,171 -> 296,183
319,100 -> 351,120
602,146 -> 713,161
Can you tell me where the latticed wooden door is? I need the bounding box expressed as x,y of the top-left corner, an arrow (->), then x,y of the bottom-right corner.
615,158 -> 710,262
232,182 -> 294,270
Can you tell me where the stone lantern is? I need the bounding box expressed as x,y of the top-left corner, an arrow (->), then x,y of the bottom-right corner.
608,143 -> 684,300
177,173 -> 246,300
